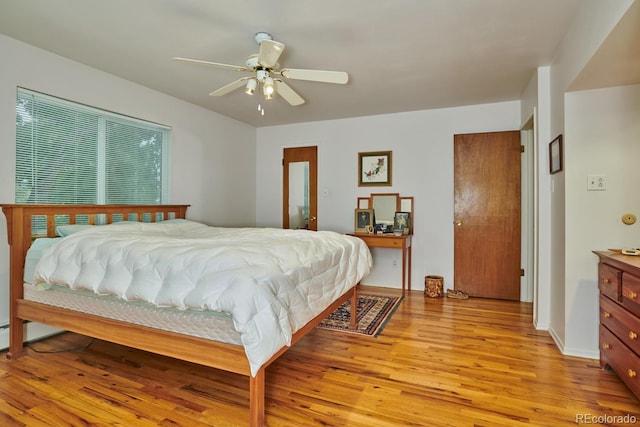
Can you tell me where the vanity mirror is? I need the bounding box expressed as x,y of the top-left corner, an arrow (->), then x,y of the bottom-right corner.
357,193 -> 413,234
372,193 -> 397,231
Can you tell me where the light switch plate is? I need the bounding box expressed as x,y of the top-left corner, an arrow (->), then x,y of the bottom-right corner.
587,175 -> 606,191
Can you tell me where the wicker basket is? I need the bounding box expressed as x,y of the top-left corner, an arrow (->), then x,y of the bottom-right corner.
424,275 -> 444,298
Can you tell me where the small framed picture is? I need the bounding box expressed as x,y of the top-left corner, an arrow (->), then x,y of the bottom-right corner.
358,151 -> 392,186
394,212 -> 410,235
549,135 -> 563,174
354,208 -> 375,233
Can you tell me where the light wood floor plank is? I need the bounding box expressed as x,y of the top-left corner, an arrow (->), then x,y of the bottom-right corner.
1,287 -> 639,426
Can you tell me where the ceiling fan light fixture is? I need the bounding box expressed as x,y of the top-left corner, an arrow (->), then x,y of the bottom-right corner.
263,77 -> 275,96
245,78 -> 257,95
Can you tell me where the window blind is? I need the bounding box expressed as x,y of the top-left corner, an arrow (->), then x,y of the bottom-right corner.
15,88 -> 170,205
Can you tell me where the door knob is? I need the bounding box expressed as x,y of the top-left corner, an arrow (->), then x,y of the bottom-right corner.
454,220 -> 462,226
309,216 -> 317,222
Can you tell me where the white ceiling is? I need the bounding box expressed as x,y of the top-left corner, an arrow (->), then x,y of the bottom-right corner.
0,0 -> 637,127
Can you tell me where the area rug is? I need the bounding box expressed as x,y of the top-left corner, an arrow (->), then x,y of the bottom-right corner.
317,294 -> 403,337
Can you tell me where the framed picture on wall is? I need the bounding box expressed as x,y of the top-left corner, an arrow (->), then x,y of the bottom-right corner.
354,208 -> 375,233
358,151 -> 392,186
549,135 -> 563,174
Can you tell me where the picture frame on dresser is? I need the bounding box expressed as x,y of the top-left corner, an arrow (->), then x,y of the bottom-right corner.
354,208 -> 375,233
394,212 -> 410,235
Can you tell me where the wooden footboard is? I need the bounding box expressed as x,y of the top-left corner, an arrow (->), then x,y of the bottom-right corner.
0,204 -> 359,427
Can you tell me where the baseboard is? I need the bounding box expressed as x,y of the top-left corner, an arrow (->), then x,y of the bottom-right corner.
548,325 -> 599,360
548,325 -> 565,354
0,322 -> 64,351
533,318 -> 550,330
563,347 -> 600,360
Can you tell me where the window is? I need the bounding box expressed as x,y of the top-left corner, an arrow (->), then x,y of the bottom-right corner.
15,88 -> 170,205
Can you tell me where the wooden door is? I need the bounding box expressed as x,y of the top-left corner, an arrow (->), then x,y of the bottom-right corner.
283,146 -> 318,230
453,131 -> 521,300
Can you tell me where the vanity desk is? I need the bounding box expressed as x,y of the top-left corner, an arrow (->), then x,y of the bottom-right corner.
351,193 -> 414,294
348,233 -> 412,294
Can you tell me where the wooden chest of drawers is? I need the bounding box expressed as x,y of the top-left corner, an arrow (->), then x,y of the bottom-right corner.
595,250 -> 640,399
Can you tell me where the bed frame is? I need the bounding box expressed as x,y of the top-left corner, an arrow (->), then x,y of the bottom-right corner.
1,204 -> 358,427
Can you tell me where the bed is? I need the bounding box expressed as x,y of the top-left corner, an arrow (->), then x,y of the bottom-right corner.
1,204 -> 372,426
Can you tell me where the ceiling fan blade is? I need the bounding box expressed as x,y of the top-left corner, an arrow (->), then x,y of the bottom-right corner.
274,79 -> 305,106
280,68 -> 349,84
172,57 -> 250,72
209,77 -> 252,96
258,40 -> 285,69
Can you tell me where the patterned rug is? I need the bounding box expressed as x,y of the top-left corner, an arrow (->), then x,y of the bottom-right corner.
317,294 -> 403,337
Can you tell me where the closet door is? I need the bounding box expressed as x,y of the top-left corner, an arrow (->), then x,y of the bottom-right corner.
453,131 -> 521,300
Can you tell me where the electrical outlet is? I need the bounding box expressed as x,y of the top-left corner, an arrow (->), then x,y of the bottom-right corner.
392,259 -> 397,268
587,175 -> 606,191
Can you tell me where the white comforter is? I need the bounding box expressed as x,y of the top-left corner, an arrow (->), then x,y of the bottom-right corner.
33,220 -> 371,376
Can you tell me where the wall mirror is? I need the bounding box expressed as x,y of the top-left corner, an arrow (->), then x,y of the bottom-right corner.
283,146 -> 317,230
288,161 -> 309,229
357,193 -> 414,234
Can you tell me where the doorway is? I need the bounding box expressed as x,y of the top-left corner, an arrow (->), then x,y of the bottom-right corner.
453,131 -> 521,300
283,146 -> 318,230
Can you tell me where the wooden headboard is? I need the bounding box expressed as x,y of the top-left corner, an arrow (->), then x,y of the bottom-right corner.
2,204 -> 189,240
1,204 -> 190,314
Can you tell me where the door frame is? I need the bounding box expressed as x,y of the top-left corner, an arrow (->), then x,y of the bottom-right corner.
521,118 -> 535,304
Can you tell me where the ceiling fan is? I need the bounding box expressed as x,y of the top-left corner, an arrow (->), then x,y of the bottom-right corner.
172,32 -> 349,107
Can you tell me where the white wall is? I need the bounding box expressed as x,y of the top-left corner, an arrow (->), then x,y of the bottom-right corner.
564,84 -> 640,356
256,102 -> 521,290
0,35 -> 257,338
543,0 -> 634,357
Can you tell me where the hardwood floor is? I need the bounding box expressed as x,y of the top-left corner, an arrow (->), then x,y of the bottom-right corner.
1,286 -> 639,426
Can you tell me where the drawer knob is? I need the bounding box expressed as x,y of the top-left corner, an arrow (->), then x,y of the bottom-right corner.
630,291 -> 638,299
630,331 -> 638,340
602,343 -> 610,350
603,278 -> 610,284
629,369 -> 637,378
603,312 -> 611,318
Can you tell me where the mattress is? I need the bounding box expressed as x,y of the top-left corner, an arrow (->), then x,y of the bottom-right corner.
23,283 -> 241,345
23,236 -> 241,345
